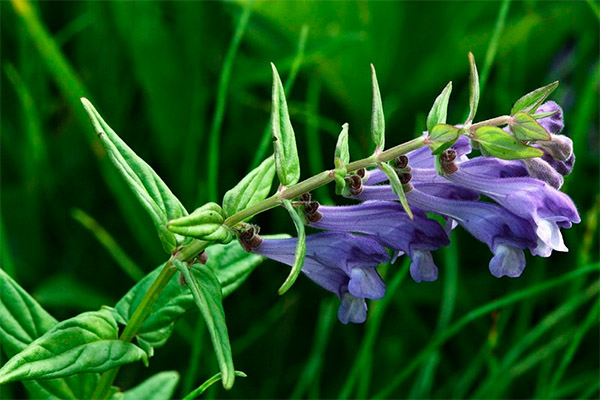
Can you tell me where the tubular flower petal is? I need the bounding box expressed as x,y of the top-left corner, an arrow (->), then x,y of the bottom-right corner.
253,232 -> 388,324
309,201 -> 449,282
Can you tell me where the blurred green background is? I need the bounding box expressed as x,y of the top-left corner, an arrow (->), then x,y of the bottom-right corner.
1,1 -> 599,398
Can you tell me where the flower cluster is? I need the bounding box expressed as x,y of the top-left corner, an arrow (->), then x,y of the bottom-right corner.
244,101 -> 579,324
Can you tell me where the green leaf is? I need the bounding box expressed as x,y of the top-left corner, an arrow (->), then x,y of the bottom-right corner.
223,156 -> 276,218
0,308 -> 147,384
511,81 -> 559,115
270,63 -> 300,186
370,64 -> 385,152
168,203 -> 233,244
474,126 -> 544,160
206,240 -> 267,297
466,52 -> 480,125
334,123 -> 350,168
174,261 -> 235,390
121,371 -> 180,400
278,199 -> 307,295
112,242 -> 267,357
80,98 -> 187,253
378,163 -> 413,220
0,268 -> 99,399
183,371 -> 247,400
511,112 -> 551,141
426,82 -> 452,133
428,124 -> 460,154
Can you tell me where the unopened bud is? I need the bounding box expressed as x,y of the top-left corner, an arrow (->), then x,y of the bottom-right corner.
345,174 -> 363,196
299,193 -> 311,202
523,158 -> 564,189
400,173 -> 412,185
236,223 -> 263,252
538,134 -> 573,161
394,155 -> 409,169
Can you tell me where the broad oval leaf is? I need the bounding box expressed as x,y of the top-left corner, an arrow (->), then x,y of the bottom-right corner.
0,268 -> 99,399
175,261 -> 235,390
511,112 -> 551,141
334,123 -> 350,168
80,98 -> 188,253
466,52 -> 480,125
511,81 -> 559,115
370,64 -> 385,152
378,162 -> 413,220
426,81 -> 452,133
271,64 -> 300,187
223,156 -> 276,218
0,308 -> 147,384
168,203 -> 232,243
428,124 -> 460,154
474,126 -> 544,160
277,200 -> 307,295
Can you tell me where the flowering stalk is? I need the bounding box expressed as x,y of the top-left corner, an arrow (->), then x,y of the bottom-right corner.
82,54 -> 577,398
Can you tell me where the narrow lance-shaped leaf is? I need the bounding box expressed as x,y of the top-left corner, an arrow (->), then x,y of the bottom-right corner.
271,64 -> 300,186
0,308 -> 147,384
80,98 -> 187,253
511,112 -> 551,141
334,123 -> 350,195
174,261 -> 235,390
120,371 -> 180,400
112,241 -> 266,357
334,123 -> 350,168
168,203 -> 233,244
474,126 -> 544,160
426,81 -> 452,133
511,81 -> 559,115
278,199 -> 307,295
370,64 -> 385,152
465,52 -> 480,125
183,371 -> 247,400
0,268 -> 99,399
379,162 -> 413,220
428,124 -> 460,155
223,156 -> 276,218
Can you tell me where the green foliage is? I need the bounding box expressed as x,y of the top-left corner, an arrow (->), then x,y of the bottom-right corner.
370,64 -> 385,152
3,1 -> 598,399
80,98 -> 188,254
278,199 -> 307,295
116,371 -> 180,400
378,162 -> 413,219
174,261 -> 235,390
167,203 -> 232,244
0,269 -> 99,399
466,52 -> 480,125
334,123 -> 350,168
271,63 -> 301,187
474,126 -> 544,159
223,156 -> 276,218
0,308 -> 147,384
426,82 -> 453,133
511,112 -> 551,141
428,124 -> 460,154
511,81 -> 559,115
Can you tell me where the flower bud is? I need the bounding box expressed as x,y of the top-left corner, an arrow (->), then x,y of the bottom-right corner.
537,134 -> 573,162
523,158 -> 564,189
536,101 -> 564,135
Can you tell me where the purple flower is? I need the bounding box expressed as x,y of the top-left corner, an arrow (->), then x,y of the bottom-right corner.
441,160 -> 580,256
253,232 -> 388,324
309,201 -> 450,282
536,101 -> 564,135
355,182 -> 538,277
